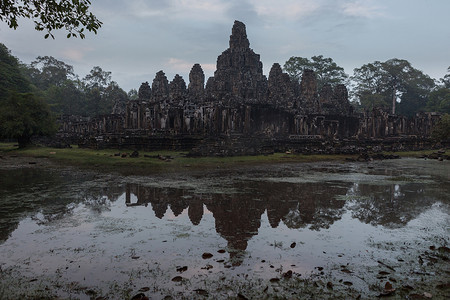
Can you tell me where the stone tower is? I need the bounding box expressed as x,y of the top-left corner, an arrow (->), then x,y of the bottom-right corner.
188,63 -> 205,101
299,69 -> 320,114
209,20 -> 267,102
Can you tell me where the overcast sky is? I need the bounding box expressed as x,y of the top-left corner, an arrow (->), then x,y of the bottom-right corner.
1,0 -> 449,92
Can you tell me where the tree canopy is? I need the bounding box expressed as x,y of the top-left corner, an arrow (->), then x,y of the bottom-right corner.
283,55 -> 348,90
0,92 -> 56,147
0,43 -> 30,98
0,0 -> 102,38
351,59 -> 435,116
431,113 -> 450,142
442,66 -> 450,88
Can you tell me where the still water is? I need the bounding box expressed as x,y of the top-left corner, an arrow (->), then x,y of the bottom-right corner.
0,159 -> 449,299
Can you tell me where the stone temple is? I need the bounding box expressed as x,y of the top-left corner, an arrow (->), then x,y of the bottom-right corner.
59,21 -> 441,155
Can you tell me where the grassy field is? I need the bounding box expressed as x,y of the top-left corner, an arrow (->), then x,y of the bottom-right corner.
0,142 -> 439,174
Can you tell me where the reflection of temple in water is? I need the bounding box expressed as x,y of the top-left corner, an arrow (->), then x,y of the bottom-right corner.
124,181 -> 351,262
124,178 -> 446,257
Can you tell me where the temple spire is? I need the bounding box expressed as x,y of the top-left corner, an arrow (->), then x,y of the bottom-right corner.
229,20 -> 250,50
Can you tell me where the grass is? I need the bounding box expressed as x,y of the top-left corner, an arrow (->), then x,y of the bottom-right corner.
0,143 -> 356,174
1,142 -> 444,175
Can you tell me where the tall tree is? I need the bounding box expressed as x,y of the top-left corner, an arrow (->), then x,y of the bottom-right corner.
45,79 -> 84,115
0,0 -> 102,39
0,43 -> 30,99
442,66 -> 450,88
82,66 -> 117,116
0,92 -> 56,147
352,59 -> 435,116
426,67 -> 450,114
26,56 -> 76,89
83,66 -> 111,90
127,89 -> 138,101
431,114 -> 450,142
283,55 -> 348,90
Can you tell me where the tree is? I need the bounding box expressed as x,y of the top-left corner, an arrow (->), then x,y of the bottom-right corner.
425,68 -> 450,114
83,66 -> 111,90
283,55 -> 348,90
82,66 -> 114,116
426,88 -> 450,113
352,59 -> 435,116
431,114 -> 450,142
0,92 -> 56,147
0,0 -> 102,39
45,79 -> 84,115
128,89 -> 138,101
0,43 -> 30,99
26,56 -> 76,89
442,66 -> 450,88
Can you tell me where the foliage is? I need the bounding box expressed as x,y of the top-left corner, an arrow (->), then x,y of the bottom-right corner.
0,92 -> 56,147
352,59 -> 435,116
127,89 -> 138,101
17,55 -> 128,117
26,56 -> 76,89
431,114 -> 450,142
0,43 -> 30,99
0,0 -> 102,39
45,79 -> 84,115
442,66 -> 450,88
426,88 -> 450,114
81,67 -> 126,116
83,66 -> 111,90
283,55 -> 348,90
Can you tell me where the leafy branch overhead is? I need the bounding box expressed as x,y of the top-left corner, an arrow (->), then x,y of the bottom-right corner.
0,0 -> 102,39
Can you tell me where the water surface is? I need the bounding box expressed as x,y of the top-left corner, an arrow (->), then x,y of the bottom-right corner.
0,158 -> 448,299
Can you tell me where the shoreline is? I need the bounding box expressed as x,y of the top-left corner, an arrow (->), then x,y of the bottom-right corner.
0,143 -> 444,175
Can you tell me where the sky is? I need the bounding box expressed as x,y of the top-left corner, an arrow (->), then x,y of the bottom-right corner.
1,0 -> 449,92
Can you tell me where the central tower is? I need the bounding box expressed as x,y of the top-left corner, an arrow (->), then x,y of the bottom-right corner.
206,20 -> 267,102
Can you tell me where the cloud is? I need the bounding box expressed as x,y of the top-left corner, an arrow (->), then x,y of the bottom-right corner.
61,47 -> 93,62
166,58 -> 216,74
341,1 -> 385,18
127,0 -> 231,22
248,0 -> 321,21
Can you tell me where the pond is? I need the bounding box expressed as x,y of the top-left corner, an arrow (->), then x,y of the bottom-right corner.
0,158 -> 449,299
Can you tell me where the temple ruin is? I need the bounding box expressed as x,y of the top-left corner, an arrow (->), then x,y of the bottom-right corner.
58,21 -> 442,155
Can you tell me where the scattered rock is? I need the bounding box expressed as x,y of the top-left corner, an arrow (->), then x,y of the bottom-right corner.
237,293 -> 248,300
171,276 -> 183,282
377,281 -> 396,297
282,270 -> 292,278
130,293 -> 149,300
176,266 -> 188,273
201,264 -> 213,270
194,289 -> 208,296
202,252 -> 213,259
